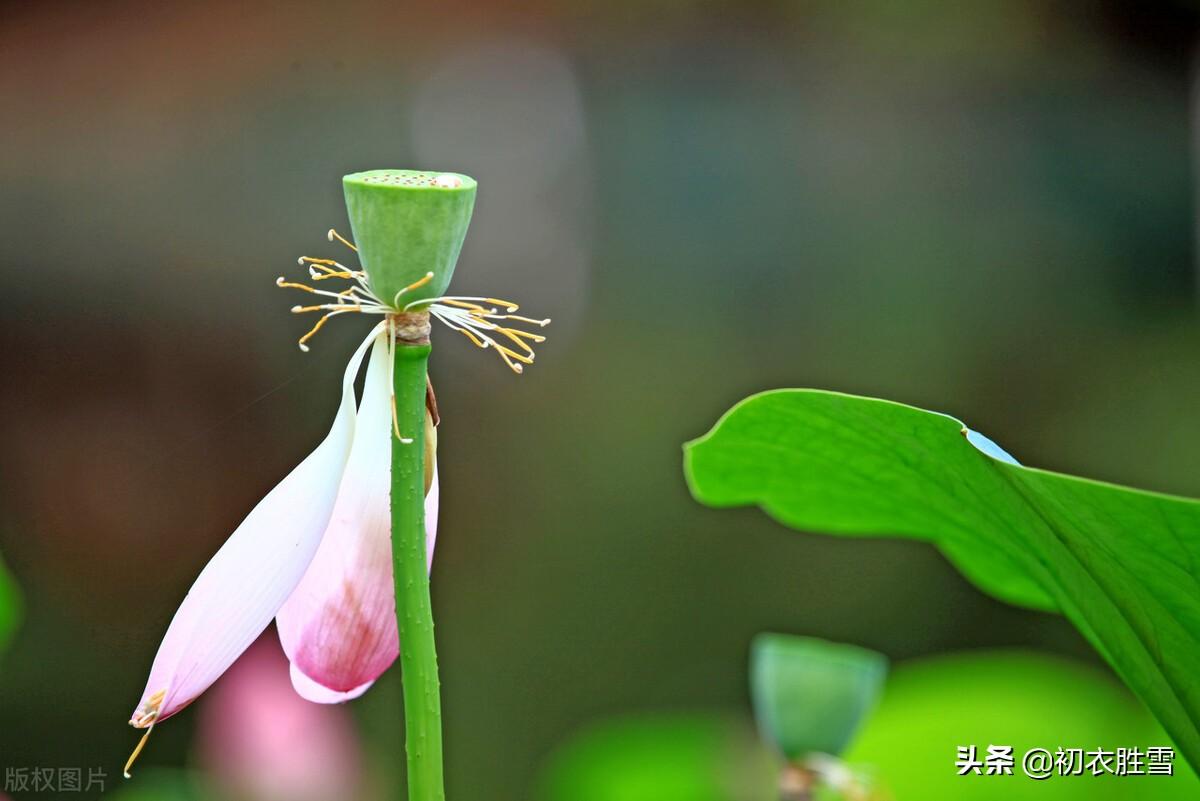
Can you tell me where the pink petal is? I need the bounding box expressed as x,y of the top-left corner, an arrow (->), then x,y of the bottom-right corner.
289,662 -> 373,703
130,325 -> 382,724
196,632 -> 364,801
276,343 -> 440,702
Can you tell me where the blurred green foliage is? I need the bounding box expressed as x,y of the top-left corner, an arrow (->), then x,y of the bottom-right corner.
537,713 -> 774,801
539,650 -> 1199,800
847,650 -> 1199,799
101,770 -> 202,801
0,553 -> 19,658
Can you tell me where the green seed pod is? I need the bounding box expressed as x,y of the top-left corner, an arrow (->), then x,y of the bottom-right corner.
342,169 -> 477,309
750,633 -> 887,759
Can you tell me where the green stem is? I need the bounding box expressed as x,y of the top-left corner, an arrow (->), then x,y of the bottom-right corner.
390,339 -> 445,801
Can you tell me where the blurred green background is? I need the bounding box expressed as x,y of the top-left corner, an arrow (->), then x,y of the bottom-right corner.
2,0 -> 1199,798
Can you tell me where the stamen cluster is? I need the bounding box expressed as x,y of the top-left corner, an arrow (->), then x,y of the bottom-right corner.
415,297 -> 548,374
278,229 -> 550,374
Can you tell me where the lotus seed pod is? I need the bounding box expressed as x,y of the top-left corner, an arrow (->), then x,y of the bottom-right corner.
342,169 -> 477,308
750,633 -> 887,759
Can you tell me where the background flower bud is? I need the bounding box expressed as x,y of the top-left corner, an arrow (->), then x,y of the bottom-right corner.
750,633 -> 887,760
196,634 -> 365,801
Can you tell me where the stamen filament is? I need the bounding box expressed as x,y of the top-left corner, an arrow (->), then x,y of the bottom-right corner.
439,299 -> 492,312
386,319 -> 413,442
123,723 -> 155,779
490,327 -> 536,355
500,314 -> 552,328
496,349 -> 524,374
495,345 -> 534,364
311,270 -> 360,281
278,277 -> 380,306
502,328 -> 547,342
391,272 -> 435,307
424,295 -> 520,312
276,278 -> 321,294
125,689 -> 166,779
299,257 -> 346,268
483,298 -> 521,311
292,303 -> 366,314
448,323 -> 488,349
391,396 -> 413,443
298,309 -> 361,351
327,228 -> 358,252
428,309 -> 484,342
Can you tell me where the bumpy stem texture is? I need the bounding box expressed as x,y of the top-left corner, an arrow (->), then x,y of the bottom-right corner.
390,342 -> 445,801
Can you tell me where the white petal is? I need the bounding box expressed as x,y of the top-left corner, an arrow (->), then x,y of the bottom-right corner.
131,323 -> 383,723
425,466 -> 439,572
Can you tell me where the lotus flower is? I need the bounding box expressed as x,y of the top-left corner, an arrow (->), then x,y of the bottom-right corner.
126,171 -> 550,783
126,322 -> 438,774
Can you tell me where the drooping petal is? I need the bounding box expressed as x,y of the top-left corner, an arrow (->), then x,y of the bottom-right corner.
276,338 -> 440,702
130,324 -> 383,725
282,466 -> 440,703
289,662 -> 373,704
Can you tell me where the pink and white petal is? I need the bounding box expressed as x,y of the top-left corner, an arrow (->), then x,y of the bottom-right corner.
289,662 -> 373,703
277,339 -> 441,702
276,336 -> 395,697
283,468 -> 440,702
131,324 -> 383,724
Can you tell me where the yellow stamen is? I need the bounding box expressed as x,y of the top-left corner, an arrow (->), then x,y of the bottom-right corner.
440,299 -> 491,312
494,344 -> 534,365
391,272 -> 435,306
456,327 -> 488,349
483,298 -> 521,311
327,228 -> 358,252
488,326 -> 536,355
299,257 -> 344,268
298,309 -> 361,351
391,395 -> 413,443
123,723 -> 155,779
430,305 -> 550,373
502,328 -> 547,343
276,278 -> 320,294
496,348 -> 525,374
125,689 -> 166,779
284,227 -> 550,369
501,314 -> 552,328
